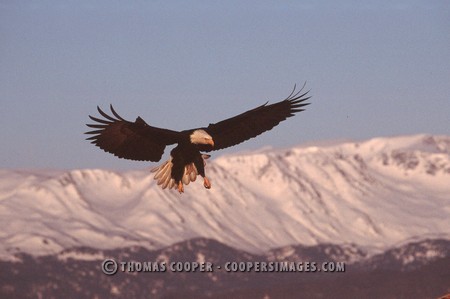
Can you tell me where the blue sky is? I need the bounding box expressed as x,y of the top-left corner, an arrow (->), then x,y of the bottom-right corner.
1,1 -> 449,170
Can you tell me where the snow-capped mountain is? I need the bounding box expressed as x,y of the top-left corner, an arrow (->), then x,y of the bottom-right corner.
1,134 -> 449,260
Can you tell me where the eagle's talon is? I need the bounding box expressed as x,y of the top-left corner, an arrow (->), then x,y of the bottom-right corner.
203,177 -> 211,189
177,181 -> 184,193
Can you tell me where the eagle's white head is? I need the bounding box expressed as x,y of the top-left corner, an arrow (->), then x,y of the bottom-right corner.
190,129 -> 214,147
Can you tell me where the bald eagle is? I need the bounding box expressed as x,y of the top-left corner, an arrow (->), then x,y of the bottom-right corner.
85,85 -> 310,193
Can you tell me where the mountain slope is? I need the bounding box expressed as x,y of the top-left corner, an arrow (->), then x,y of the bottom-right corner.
0,134 -> 449,259
1,238 -> 449,299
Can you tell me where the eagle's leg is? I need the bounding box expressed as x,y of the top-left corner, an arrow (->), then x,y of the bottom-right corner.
201,154 -> 211,166
177,181 -> 184,193
203,177 -> 211,189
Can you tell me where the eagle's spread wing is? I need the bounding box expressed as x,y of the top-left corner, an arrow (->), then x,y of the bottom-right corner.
200,85 -> 311,152
85,105 -> 180,161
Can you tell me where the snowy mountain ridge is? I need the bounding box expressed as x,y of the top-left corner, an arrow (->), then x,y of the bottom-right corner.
0,134 -> 449,260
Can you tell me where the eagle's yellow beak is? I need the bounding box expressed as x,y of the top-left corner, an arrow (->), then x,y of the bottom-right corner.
208,139 -> 215,147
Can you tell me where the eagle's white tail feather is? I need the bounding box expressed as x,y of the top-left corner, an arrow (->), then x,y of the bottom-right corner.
182,163 -> 199,185
168,178 -> 176,189
152,160 -> 170,180
182,173 -> 190,185
160,166 -> 170,188
155,167 -> 167,182
151,158 -> 174,189
189,165 -> 197,182
159,170 -> 170,186
182,163 -> 197,186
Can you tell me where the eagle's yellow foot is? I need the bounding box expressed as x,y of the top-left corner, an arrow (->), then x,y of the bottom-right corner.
177,181 -> 184,193
203,177 -> 211,189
